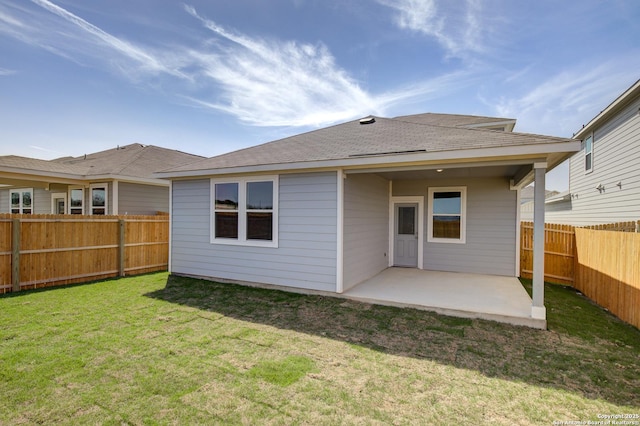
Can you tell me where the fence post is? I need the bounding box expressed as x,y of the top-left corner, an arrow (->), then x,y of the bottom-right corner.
118,219 -> 125,277
11,218 -> 20,292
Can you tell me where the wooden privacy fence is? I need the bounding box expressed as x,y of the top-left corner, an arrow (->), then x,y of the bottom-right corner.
0,214 -> 169,293
520,220 -> 640,329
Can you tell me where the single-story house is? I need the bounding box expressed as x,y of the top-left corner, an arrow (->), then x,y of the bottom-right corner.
0,144 -> 204,215
157,113 -> 581,328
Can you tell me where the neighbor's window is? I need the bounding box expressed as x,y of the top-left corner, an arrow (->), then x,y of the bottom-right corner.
90,184 -> 107,215
211,176 -> 278,247
428,186 -> 466,244
584,134 -> 593,172
69,188 -> 84,215
10,188 -> 33,214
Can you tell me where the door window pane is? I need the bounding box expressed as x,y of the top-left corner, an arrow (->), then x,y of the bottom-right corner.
397,206 -> 415,235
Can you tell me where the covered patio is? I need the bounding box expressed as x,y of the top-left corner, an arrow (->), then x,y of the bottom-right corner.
342,268 -> 545,329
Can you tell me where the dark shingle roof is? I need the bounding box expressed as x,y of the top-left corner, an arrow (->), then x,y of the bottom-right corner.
167,116 -> 574,173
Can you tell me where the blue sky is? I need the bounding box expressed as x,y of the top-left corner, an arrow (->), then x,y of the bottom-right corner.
1,0 -> 639,190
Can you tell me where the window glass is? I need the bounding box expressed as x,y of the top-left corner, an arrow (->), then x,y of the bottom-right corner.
432,216 -> 461,239
433,192 -> 461,214
215,183 -> 238,210
212,177 -> 277,246
70,188 -> 83,214
247,181 -> 273,209
215,212 -> 239,238
9,189 -> 33,214
91,187 -> 106,215
11,192 -> 19,209
428,187 -> 466,243
585,135 -> 593,171
247,212 -> 273,240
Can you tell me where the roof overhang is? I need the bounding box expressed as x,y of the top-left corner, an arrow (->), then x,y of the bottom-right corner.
0,169 -> 169,188
156,140 -> 581,181
574,79 -> 640,139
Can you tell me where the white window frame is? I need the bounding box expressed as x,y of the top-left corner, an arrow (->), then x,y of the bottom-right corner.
584,133 -> 593,173
68,186 -> 85,215
210,176 -> 279,248
9,188 -> 33,214
51,192 -> 67,215
90,183 -> 108,215
427,186 -> 467,244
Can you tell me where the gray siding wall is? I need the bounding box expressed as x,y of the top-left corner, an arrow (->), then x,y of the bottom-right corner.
394,177 -> 517,276
119,182 -> 169,215
343,173 -> 390,290
171,172 -> 338,291
548,96 -> 640,225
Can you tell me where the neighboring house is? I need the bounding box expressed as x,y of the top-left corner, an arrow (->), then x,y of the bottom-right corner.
0,144 -> 204,215
158,113 -> 580,323
542,79 -> 640,225
519,187 -> 560,222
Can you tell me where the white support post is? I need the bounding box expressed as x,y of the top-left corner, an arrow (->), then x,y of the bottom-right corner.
336,169 -> 344,293
532,163 -> 547,320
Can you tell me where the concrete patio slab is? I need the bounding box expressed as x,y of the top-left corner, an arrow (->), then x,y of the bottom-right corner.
343,268 -> 545,329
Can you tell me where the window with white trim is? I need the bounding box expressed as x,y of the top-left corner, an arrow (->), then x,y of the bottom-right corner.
211,176 -> 278,247
584,134 -> 593,172
90,184 -> 108,215
10,188 -> 33,214
69,187 -> 84,215
427,186 -> 466,244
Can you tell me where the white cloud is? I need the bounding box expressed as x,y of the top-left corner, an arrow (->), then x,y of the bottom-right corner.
494,58 -> 640,137
183,5 -> 380,126
376,0 -> 486,58
0,1 -> 478,129
0,67 -> 16,76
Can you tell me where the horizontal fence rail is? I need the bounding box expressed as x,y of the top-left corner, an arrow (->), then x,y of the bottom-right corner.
0,214 -> 169,293
520,220 -> 640,329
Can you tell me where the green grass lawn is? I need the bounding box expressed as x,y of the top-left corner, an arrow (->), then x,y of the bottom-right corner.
1,273 -> 639,425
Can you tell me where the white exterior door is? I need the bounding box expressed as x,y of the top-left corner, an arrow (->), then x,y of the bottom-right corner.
394,203 -> 418,267
51,193 -> 66,214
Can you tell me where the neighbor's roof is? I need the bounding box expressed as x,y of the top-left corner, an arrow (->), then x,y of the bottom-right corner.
574,79 -> 640,139
0,144 -> 205,181
160,115 -> 577,177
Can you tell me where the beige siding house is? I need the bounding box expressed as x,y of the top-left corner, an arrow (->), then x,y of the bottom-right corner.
0,144 -> 204,216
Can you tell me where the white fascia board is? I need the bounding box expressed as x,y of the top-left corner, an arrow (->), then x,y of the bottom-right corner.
86,174 -> 170,187
156,141 -> 582,179
574,79 -> 640,140
0,169 -> 85,185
